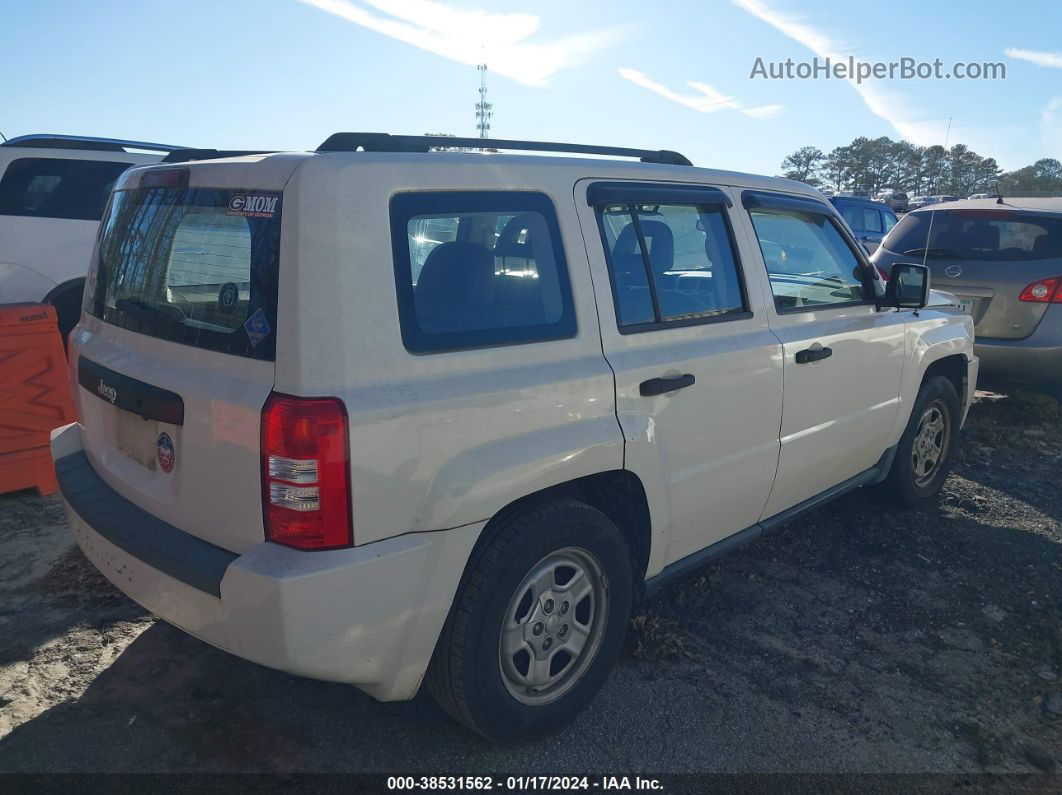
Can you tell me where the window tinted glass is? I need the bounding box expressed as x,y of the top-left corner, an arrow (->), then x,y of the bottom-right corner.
599,202 -> 747,329
391,192 -> 576,353
882,210 -> 1062,261
838,203 -> 884,234
749,208 -> 866,311
0,158 -> 132,221
91,187 -> 281,359
883,210 -> 898,233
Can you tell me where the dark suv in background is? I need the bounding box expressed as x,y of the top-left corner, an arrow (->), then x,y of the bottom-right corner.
872,198 -> 1062,394
830,195 -> 899,254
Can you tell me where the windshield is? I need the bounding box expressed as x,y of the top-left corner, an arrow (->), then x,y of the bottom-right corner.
90,186 -> 282,359
881,210 -> 1062,262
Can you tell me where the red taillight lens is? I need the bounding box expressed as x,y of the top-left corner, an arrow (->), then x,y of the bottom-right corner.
261,393 -> 352,550
875,264 -> 890,282
1018,276 -> 1062,303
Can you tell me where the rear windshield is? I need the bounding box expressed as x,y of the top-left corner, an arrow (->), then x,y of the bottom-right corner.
882,210 -> 1062,261
89,187 -> 281,359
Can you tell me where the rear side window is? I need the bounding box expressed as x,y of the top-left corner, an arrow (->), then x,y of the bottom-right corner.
882,210 -> 1062,261
0,157 -> 131,221
838,204 -> 883,234
391,192 -> 576,353
90,187 -> 281,359
597,202 -> 747,330
748,208 -> 866,311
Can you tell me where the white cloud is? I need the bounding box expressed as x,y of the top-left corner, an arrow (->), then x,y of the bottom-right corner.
296,0 -> 623,85
730,0 -> 949,145
618,68 -> 784,119
1005,48 -> 1062,69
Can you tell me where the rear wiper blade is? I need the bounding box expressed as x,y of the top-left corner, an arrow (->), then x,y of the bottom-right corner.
901,246 -> 963,258
115,297 -> 187,322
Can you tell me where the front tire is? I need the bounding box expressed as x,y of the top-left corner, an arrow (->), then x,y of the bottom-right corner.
879,375 -> 961,507
427,499 -> 633,742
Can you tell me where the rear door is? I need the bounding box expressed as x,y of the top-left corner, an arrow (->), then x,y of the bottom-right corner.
576,180 -> 783,565
738,190 -> 905,518
72,171 -> 287,553
877,208 -> 1062,338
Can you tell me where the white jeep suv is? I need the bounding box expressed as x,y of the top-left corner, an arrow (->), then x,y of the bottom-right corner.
52,134 -> 978,741
0,134 -> 184,339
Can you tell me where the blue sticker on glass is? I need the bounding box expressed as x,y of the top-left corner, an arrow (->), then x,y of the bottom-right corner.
244,308 -> 271,347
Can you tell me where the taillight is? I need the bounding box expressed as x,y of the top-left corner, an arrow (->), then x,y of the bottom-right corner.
875,264 -> 890,282
139,166 -> 189,189
261,393 -> 352,550
1018,276 -> 1062,304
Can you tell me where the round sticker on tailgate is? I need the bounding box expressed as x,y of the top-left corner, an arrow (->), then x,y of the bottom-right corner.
157,432 -> 176,473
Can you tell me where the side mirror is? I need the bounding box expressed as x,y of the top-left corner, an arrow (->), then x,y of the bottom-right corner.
883,262 -> 930,309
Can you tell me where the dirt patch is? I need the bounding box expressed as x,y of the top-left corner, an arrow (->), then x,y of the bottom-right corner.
0,389 -> 1059,773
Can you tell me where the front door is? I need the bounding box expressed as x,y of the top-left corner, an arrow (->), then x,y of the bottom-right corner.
737,191 -> 906,519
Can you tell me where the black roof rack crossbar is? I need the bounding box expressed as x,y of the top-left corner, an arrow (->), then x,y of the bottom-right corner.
0,134 -> 188,153
161,149 -> 275,164
315,133 -> 692,166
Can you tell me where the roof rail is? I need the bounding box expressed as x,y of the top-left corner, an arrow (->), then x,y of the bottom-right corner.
315,132 -> 693,166
0,134 -> 187,153
161,149 -> 274,164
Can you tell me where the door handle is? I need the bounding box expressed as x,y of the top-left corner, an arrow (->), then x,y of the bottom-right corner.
795,346 -> 833,364
639,373 -> 696,396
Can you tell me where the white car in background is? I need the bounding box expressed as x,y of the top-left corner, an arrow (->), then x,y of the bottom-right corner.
0,134 -> 184,339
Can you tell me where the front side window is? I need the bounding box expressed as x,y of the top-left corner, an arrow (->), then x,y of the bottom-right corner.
0,157 -> 132,221
91,187 -> 282,359
598,202 -> 747,331
391,192 -> 576,353
749,208 -> 867,311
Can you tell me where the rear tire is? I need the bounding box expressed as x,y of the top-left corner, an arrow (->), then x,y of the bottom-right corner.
427,499 -> 633,742
878,375 -> 961,508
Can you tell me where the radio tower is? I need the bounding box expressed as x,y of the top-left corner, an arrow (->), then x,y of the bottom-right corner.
475,64 -> 492,141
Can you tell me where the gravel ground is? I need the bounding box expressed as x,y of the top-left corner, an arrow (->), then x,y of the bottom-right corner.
0,389 -> 1059,775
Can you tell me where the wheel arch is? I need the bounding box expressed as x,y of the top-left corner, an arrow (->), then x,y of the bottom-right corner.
462,470 -> 653,595
42,276 -> 86,306
922,353 -> 969,415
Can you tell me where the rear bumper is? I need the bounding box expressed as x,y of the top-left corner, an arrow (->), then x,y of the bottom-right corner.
975,307 -> 1062,386
51,423 -> 481,701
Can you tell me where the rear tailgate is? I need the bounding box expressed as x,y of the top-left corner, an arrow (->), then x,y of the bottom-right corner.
74,324 -> 273,553
69,156 -> 305,554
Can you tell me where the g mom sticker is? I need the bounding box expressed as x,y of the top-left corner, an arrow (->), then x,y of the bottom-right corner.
227,193 -> 279,218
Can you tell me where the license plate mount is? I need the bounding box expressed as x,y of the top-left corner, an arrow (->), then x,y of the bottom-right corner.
116,411 -> 159,471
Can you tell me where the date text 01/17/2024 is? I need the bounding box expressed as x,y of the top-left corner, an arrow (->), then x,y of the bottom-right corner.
386,776 -> 664,791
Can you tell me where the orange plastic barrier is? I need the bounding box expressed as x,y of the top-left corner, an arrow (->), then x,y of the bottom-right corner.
0,303 -> 75,496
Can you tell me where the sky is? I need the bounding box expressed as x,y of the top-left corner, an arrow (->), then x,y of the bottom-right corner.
3,0 -> 1060,175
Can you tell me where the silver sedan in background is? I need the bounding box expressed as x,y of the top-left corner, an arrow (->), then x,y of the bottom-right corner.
872,198 -> 1062,395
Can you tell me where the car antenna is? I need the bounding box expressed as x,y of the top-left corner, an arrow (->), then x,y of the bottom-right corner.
0,129 -> 7,143
995,180 -> 1004,205
921,116 -> 952,272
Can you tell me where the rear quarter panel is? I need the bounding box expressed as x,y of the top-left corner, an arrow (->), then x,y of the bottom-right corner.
275,156 -> 624,545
